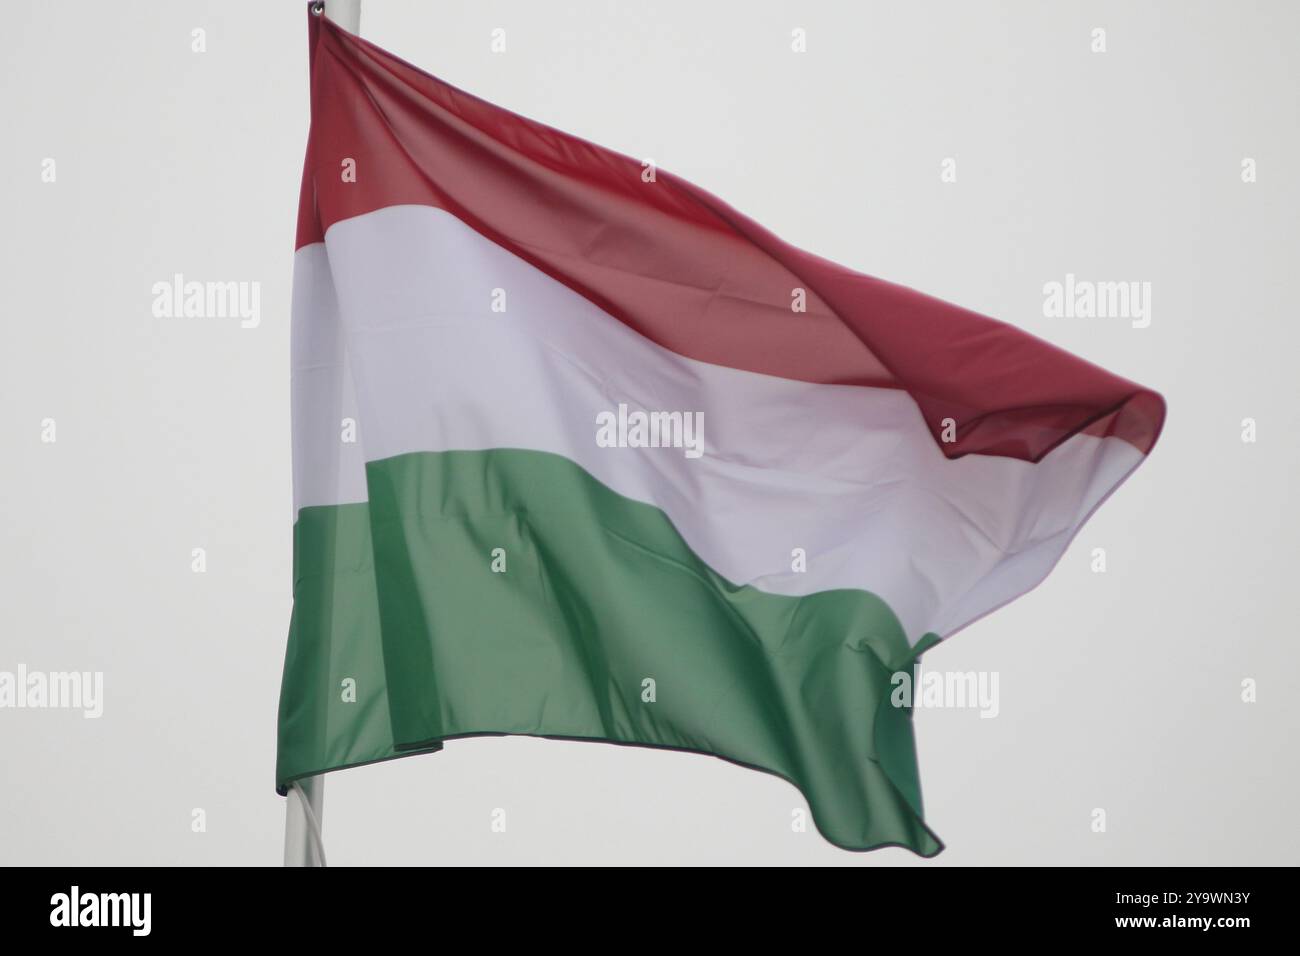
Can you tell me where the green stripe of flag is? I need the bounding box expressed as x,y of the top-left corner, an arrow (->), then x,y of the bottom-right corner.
278,448 -> 942,854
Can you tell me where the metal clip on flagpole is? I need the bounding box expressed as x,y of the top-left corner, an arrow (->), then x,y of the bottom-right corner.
285,0 -> 362,868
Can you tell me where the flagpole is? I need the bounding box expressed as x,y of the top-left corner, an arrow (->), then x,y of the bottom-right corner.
284,0 -> 361,869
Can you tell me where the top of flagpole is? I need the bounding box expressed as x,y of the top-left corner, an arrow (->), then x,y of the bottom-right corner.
312,0 -> 361,34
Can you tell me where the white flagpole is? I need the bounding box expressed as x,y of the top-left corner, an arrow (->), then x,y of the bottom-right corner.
284,0 -> 361,869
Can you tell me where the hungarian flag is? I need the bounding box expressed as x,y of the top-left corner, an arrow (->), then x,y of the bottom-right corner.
277,10 -> 1165,854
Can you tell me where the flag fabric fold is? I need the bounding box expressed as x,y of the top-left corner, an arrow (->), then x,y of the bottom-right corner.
276,9 -> 1165,854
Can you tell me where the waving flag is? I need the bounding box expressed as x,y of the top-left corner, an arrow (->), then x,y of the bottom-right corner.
276,10 -> 1164,854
